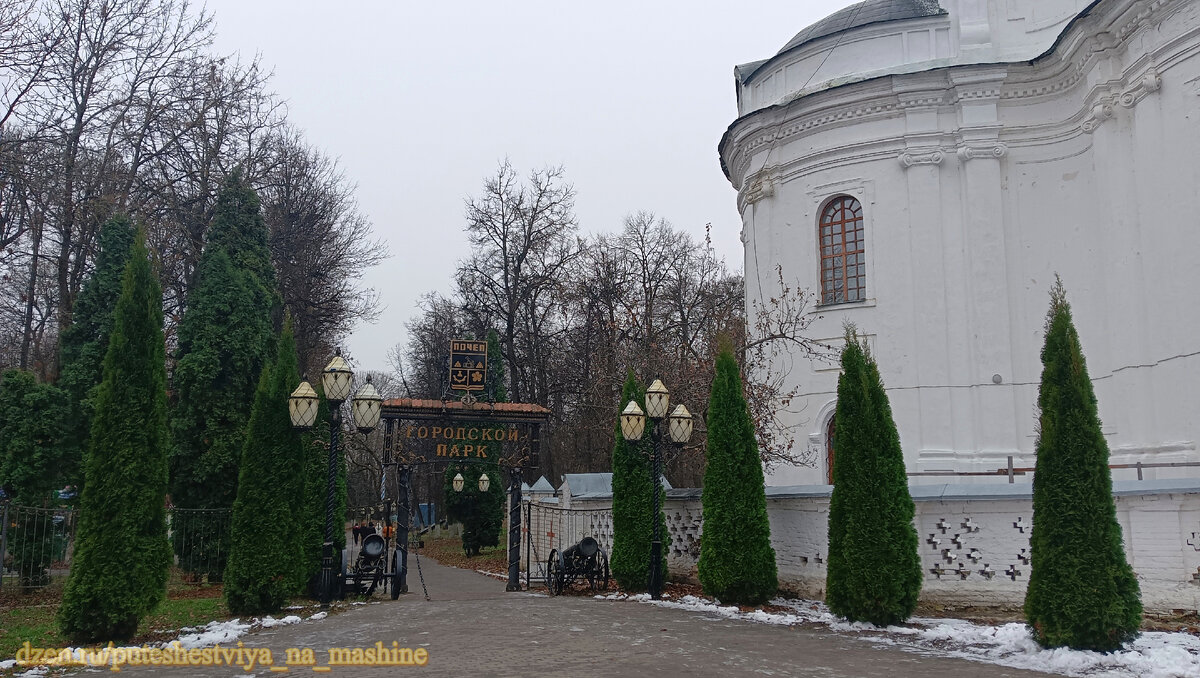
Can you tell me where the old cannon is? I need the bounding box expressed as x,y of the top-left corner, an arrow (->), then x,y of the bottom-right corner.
546,536 -> 610,596
343,533 -> 387,597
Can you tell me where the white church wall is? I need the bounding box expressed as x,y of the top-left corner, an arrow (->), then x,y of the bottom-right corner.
724,0 -> 1200,488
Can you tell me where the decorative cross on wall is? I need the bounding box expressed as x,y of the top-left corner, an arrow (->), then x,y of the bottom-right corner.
956,562 -> 971,580
1013,517 -> 1027,533
1006,564 -> 1022,580
927,533 -> 942,550
814,552 -> 824,565
1188,532 -> 1200,551
937,518 -> 953,533
967,549 -> 983,563
951,534 -> 965,549
1192,567 -> 1200,586
942,549 -> 958,563
961,517 -> 980,533
979,564 -> 996,580
929,564 -> 947,578
1018,548 -> 1030,565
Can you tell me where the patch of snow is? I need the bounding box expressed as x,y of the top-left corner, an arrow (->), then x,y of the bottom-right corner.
351,602 -> 366,606
258,615 -> 301,628
171,619 -> 253,649
0,659 -> 16,670
308,612 -> 328,621
616,593 -> 1200,678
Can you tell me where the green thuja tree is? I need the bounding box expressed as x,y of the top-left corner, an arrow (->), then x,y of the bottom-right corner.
224,318 -> 306,614
443,331 -> 506,555
1024,278 -> 1141,651
0,370 -> 71,587
58,233 -> 171,643
170,170 -> 279,579
58,214 -> 135,489
698,345 -> 777,604
0,370 -> 70,503
610,370 -> 666,591
825,326 -> 921,626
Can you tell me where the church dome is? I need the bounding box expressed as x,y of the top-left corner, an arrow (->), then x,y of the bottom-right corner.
777,0 -> 947,55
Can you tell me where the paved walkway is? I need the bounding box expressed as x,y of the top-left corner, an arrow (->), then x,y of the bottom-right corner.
134,558 -> 1058,677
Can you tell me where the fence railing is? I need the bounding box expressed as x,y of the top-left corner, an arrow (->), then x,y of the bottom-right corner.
169,508 -> 233,584
522,502 -> 613,589
907,456 -> 1200,483
1,504 -> 239,591
0,504 -> 77,591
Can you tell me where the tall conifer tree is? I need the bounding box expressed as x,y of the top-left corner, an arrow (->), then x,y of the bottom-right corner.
0,371 -> 69,504
1024,278 -> 1141,650
698,345 -> 777,604
609,370 -> 666,590
58,233 -> 171,643
58,214 -> 136,488
224,318 -> 306,613
825,326 -> 921,625
170,170 -> 279,578
0,370 -> 70,587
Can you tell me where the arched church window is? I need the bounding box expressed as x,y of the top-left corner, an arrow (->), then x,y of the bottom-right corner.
819,196 -> 865,305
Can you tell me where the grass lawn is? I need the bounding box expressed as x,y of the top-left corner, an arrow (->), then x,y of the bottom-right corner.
0,575 -> 230,659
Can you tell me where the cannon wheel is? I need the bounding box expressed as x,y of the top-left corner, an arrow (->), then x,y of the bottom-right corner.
546,549 -> 565,596
337,549 -> 349,599
588,549 -> 610,592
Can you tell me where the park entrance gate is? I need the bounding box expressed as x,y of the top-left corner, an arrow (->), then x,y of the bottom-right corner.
375,397 -> 550,597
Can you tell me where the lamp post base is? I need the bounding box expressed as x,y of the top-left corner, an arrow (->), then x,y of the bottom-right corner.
649,539 -> 663,600
319,547 -> 334,609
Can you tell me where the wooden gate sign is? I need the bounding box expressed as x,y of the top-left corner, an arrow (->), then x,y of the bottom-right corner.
449,339 -> 487,391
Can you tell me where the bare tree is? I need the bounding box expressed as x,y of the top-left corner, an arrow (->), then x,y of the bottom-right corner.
259,128 -> 387,378
456,160 -> 580,404
20,0 -> 214,365
0,0 -> 388,388
744,264 -> 835,470
390,292 -> 468,400
0,0 -> 62,136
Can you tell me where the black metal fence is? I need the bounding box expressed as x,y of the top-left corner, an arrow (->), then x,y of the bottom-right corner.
522,502 -> 613,589
1,503 -> 234,591
0,504 -> 77,590
169,508 -> 233,583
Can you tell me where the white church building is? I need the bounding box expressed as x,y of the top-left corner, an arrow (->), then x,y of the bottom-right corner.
720,0 -> 1200,486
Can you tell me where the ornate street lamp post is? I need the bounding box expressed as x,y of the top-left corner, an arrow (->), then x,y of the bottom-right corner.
619,379 -> 692,600
288,353 -> 381,608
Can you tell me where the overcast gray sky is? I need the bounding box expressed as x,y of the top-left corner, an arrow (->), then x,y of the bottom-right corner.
202,0 -> 849,372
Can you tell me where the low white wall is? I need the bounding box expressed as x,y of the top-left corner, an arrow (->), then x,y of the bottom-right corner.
547,480 -> 1200,613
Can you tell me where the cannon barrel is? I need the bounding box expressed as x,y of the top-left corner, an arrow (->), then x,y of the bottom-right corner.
360,533 -> 386,563
562,536 -> 599,561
